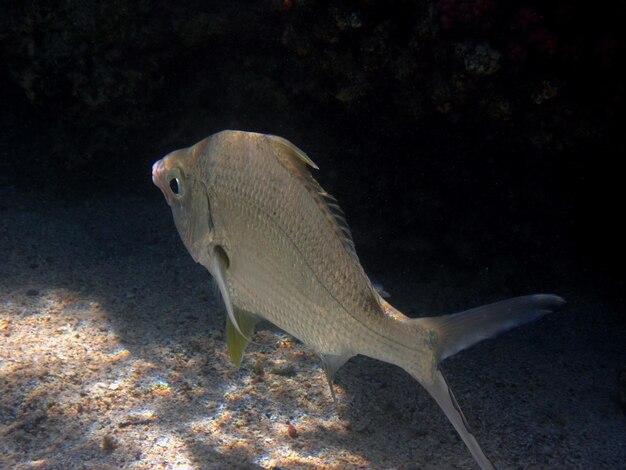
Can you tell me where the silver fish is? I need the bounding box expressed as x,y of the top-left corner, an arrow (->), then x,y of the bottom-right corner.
152,130 -> 564,469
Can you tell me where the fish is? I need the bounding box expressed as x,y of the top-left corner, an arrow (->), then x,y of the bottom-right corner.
152,130 -> 564,469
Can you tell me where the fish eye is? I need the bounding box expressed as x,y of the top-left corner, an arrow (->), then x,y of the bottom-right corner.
169,177 -> 181,195
167,168 -> 185,198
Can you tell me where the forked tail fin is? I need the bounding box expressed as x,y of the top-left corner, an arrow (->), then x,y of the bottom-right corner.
408,294 -> 565,469
420,369 -> 496,469
421,294 -> 565,363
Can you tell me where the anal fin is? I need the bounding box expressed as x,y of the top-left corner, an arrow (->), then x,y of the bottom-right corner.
319,353 -> 352,403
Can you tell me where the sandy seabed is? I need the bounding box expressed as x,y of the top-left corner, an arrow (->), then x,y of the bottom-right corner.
1,188 -> 624,469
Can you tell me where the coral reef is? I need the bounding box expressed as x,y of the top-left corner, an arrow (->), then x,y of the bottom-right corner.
0,1 -> 623,274
1,1 -> 621,178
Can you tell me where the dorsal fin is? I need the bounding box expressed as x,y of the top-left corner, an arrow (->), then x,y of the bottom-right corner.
266,134 -> 360,264
267,135 -> 319,169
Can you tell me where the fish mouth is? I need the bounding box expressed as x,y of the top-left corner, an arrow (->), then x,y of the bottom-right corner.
152,159 -> 171,205
152,159 -> 165,187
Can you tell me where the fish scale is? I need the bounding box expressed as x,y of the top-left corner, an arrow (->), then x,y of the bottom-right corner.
218,188 -> 372,356
153,130 -> 565,469
208,140 -> 383,336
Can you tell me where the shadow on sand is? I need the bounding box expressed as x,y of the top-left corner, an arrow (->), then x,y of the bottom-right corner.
1,189 -> 625,468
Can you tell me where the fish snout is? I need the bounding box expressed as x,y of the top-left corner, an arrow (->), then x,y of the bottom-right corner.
152,159 -> 172,205
152,159 -> 165,187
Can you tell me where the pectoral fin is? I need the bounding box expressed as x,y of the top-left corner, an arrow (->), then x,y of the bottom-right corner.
226,309 -> 258,368
210,246 -> 252,343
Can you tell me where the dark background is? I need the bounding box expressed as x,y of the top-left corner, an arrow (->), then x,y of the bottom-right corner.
1,0 -> 624,305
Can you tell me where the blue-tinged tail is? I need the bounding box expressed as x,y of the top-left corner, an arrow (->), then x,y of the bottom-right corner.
421,294 -> 565,363
407,294 -> 565,469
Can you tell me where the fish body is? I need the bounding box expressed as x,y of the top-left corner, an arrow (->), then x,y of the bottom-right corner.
152,130 -> 564,469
